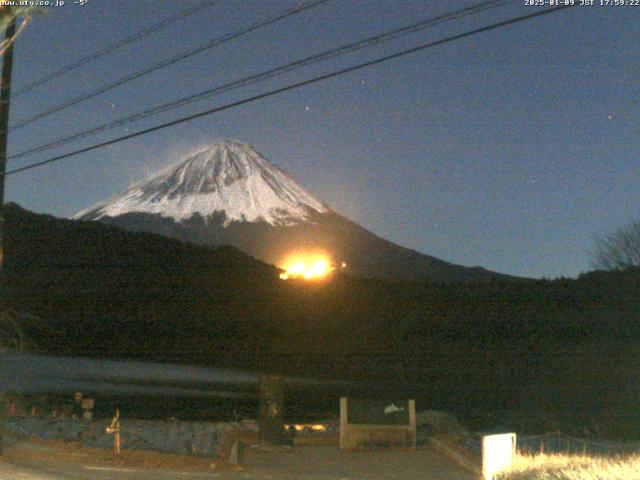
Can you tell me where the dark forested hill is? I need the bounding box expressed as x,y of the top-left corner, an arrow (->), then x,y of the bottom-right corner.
4,203 -> 640,438
3,203 -> 418,368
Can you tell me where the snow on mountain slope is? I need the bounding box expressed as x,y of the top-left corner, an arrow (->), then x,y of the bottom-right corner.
75,141 -> 329,226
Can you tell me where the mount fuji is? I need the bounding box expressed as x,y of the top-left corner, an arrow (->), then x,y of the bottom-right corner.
76,140 -> 516,282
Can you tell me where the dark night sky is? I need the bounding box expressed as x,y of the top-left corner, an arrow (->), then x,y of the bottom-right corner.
4,0 -> 639,279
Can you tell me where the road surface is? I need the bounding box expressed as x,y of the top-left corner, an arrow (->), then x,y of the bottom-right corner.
1,438 -> 477,479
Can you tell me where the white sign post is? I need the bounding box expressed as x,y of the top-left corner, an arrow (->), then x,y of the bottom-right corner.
482,433 -> 516,480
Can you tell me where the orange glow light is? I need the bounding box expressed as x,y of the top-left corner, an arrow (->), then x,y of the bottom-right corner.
285,423 -> 328,433
279,253 -> 335,281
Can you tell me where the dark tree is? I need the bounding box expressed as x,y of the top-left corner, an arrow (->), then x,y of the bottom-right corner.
592,217 -> 640,270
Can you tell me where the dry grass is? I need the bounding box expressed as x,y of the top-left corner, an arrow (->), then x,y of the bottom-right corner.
497,452 -> 640,480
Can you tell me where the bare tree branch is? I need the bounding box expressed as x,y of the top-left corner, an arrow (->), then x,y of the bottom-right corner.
592,217 -> 640,270
0,308 -> 45,353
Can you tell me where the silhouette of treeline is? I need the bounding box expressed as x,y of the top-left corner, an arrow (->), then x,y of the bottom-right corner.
4,203 -> 640,438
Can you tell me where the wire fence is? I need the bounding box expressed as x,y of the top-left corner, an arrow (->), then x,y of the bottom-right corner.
516,432 -> 640,456
450,429 -> 640,457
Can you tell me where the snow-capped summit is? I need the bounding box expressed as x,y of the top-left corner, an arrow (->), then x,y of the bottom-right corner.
75,140 -> 329,226
75,140 -> 519,283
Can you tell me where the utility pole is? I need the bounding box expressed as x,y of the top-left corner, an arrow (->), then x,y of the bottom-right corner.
0,14 -> 16,281
0,13 -> 16,456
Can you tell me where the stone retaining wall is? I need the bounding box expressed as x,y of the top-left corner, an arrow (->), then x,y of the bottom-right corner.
6,416 -> 253,457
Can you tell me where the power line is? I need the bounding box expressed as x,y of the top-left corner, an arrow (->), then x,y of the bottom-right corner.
9,0 -> 331,131
13,0 -> 222,97
3,5 -> 574,178
9,0 -> 516,163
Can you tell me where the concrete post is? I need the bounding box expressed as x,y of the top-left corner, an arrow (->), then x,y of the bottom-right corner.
258,374 -> 284,445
